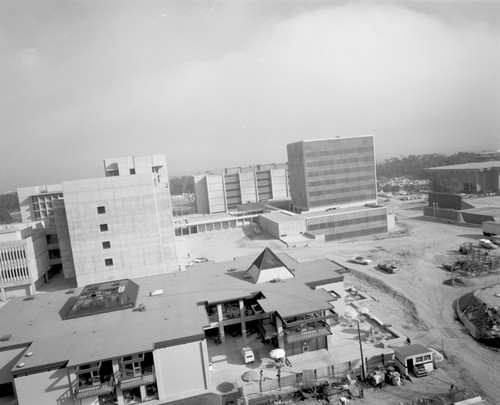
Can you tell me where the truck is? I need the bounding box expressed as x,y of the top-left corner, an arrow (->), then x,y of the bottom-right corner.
482,221 -> 500,237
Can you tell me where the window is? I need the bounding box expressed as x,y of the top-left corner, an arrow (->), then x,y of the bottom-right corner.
105,258 -> 113,266
102,241 -> 111,249
423,355 -> 431,361
97,206 -> 106,214
129,168 -> 136,175
415,356 -> 423,363
100,224 -> 108,232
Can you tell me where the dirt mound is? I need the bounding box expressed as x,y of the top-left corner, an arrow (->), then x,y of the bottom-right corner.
349,269 -> 428,331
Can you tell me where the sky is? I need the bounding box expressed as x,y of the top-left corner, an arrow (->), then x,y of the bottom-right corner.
0,0 -> 499,192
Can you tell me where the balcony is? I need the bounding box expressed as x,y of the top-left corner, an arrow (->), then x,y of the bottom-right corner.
283,322 -> 331,343
119,369 -> 156,390
74,381 -> 114,400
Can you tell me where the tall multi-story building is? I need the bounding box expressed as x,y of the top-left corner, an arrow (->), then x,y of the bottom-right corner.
59,154 -> 179,286
194,163 -> 289,214
287,136 -> 377,213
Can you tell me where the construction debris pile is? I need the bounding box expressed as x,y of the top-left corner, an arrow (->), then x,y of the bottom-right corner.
457,291 -> 500,344
442,244 -> 500,275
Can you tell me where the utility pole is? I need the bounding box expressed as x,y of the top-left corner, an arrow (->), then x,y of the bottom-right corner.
357,321 -> 366,382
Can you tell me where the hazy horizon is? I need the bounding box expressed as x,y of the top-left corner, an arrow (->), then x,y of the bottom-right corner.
1,0 -> 498,193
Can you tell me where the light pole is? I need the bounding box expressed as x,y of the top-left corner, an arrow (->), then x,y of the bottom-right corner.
433,202 -> 436,217
356,320 -> 366,382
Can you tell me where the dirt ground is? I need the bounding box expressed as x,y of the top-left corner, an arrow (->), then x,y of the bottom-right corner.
176,196 -> 500,405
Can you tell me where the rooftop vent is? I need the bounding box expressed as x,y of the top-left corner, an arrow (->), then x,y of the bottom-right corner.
150,290 -> 163,297
0,334 -> 12,342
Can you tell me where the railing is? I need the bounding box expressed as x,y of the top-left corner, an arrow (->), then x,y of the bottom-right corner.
119,370 -> 156,390
283,323 -> 331,343
74,381 -> 113,399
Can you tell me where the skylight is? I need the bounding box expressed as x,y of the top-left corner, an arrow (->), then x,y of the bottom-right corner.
64,279 -> 139,319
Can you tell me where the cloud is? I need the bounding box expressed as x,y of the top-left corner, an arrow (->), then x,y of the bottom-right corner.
0,1 -> 498,191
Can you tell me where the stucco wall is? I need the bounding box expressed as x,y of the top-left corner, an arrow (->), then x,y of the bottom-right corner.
153,340 -> 208,402
15,368 -> 73,405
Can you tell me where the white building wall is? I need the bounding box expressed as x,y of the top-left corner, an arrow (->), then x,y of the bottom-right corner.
206,175 -> 226,214
239,171 -> 258,204
270,168 -> 289,199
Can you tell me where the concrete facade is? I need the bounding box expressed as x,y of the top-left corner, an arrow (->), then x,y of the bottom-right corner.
0,224 -> 50,300
62,155 -> 179,286
194,163 -> 290,214
287,136 -> 377,212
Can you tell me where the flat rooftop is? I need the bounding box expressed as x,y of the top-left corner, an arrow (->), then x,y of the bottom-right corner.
427,161 -> 500,171
0,250 -> 345,375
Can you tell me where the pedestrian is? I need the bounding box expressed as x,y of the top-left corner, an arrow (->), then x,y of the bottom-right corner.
405,336 -> 411,345
260,369 -> 263,382
359,387 -> 364,398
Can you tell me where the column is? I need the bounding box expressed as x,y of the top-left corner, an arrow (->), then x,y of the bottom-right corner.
276,317 -> 285,350
112,358 -> 125,405
239,299 -> 247,339
0,287 -> 5,301
217,304 -> 225,343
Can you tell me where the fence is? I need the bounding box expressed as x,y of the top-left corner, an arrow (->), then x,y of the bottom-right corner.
243,352 -> 393,403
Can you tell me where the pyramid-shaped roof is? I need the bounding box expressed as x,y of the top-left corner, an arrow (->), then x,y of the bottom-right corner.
251,248 -> 287,270
246,248 -> 295,284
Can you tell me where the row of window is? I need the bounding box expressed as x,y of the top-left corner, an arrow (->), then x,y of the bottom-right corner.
98,206 -> 112,266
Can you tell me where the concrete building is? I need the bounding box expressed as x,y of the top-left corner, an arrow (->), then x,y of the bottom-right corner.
0,248 -> 346,405
426,161 -> 500,194
0,223 -> 50,300
194,163 -> 290,214
17,184 -> 64,272
259,204 -> 388,244
287,136 -> 377,213
60,154 -> 179,286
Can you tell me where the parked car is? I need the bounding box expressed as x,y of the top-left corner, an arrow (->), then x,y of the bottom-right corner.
194,257 -> 209,263
490,236 -> 500,246
350,256 -> 372,265
377,263 -> 399,274
479,239 -> 497,250
241,347 -> 255,364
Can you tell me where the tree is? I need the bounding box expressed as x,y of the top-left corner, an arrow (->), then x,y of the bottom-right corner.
432,172 -> 463,194
169,176 -> 194,195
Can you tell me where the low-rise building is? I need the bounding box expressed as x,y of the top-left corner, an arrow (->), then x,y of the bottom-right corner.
0,223 -> 50,300
0,248 -> 345,404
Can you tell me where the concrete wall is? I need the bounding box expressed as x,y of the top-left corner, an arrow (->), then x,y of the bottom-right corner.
206,175 -> 226,214
239,171 -> 258,204
194,175 -> 209,215
287,142 -> 308,212
15,368 -> 73,405
54,202 -> 75,279
270,168 -> 289,199
153,340 -> 209,402
17,185 -> 63,223
62,171 -> 178,287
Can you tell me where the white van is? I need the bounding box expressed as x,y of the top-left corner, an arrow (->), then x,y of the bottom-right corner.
241,347 -> 255,364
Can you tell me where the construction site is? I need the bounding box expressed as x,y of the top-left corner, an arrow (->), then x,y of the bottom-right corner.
175,194 -> 500,405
